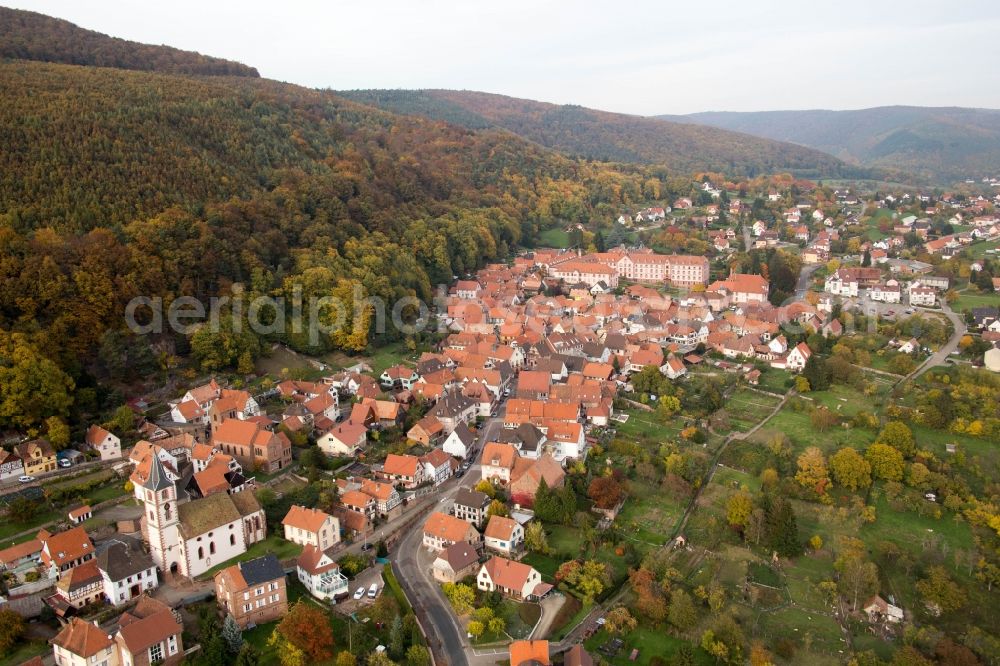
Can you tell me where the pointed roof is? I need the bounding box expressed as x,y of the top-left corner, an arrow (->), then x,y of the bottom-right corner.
52,617 -> 114,658
143,453 -> 173,492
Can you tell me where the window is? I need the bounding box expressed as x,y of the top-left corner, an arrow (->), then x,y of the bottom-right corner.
256,599 -> 265,608
163,503 -> 171,520
256,587 -> 264,596
198,547 -> 204,559
230,534 -> 236,546
209,542 -> 216,555
150,643 -> 163,662
243,603 -> 252,612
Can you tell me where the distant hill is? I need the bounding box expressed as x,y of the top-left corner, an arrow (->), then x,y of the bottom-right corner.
0,7 -> 259,77
659,107 -> 1000,183
339,89 -> 871,180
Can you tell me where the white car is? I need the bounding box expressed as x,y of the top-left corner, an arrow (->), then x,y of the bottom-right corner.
368,583 -> 379,599
18,475 -> 35,483
353,586 -> 365,600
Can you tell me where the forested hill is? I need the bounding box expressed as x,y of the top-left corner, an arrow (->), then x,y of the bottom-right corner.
0,57 -> 691,426
0,7 -> 259,77
659,106 -> 1000,183
337,89 -> 873,180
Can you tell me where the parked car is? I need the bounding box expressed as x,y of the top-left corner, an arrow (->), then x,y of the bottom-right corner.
58,459 -> 72,468
368,583 -> 379,599
353,586 -> 366,600
18,475 -> 35,483
361,543 -> 373,552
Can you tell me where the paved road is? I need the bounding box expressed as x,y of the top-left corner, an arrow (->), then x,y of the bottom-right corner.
906,302 -> 967,380
394,462 -> 481,666
0,457 -> 121,496
795,263 -> 821,300
391,412 -> 504,666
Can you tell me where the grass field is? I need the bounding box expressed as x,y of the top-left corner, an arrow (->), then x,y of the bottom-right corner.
722,388 -> 783,432
0,641 -> 48,666
538,227 -> 571,248
755,368 -> 793,394
951,290 -> 999,314
616,479 -> 686,547
583,625 -> 713,665
196,536 -> 302,580
613,407 -> 685,442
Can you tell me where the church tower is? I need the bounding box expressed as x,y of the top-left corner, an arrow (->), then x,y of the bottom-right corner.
139,454 -> 183,575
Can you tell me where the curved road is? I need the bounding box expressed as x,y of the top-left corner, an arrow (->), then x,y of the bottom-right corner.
391,415 -> 505,666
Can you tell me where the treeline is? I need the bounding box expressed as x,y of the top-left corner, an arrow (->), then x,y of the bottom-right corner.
0,8 -> 259,77
340,89 -> 877,179
0,60 -> 675,431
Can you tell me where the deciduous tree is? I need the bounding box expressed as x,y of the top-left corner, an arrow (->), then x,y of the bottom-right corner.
829,447 -> 872,490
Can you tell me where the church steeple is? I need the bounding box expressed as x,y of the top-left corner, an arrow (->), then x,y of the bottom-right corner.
143,453 -> 173,492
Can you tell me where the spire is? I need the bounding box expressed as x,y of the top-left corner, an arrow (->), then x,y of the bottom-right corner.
144,453 -> 173,492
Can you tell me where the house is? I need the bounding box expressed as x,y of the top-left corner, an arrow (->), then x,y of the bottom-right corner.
48,559 -> 103,612
340,490 -> 377,519
114,597 -> 184,666
40,526 -> 95,579
15,439 -> 57,475
898,338 -> 920,354
212,419 -> 292,473
908,285 -> 936,306
380,365 -> 419,390
317,420 -> 367,457
422,511 -> 482,552
707,274 -> 769,304
477,556 -> 546,601
481,442 -> 519,484
380,453 -> 426,489
0,448 -> 24,481
429,392 -> 479,433
420,449 -> 455,486
97,538 -> 158,606
509,640 -> 551,666
484,515 -> 525,558
359,478 -> 402,516
282,505 -> 341,551
863,595 -> 904,623
0,538 -> 42,572
52,617 -> 120,666
870,281 -> 902,303
442,422 -> 476,459
214,554 -> 288,629
785,342 -> 812,372
432,542 -> 481,584
84,425 -> 122,461
68,505 -> 93,524
564,645 -> 593,666
660,355 -> 686,380
407,415 -> 445,447
516,370 -> 552,400
453,488 -> 491,527
208,389 -> 264,432
296,545 -> 349,602
509,454 -> 566,506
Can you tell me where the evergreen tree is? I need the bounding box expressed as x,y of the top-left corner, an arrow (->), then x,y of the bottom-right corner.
594,229 -> 606,252
222,614 -> 243,654
764,496 -> 801,557
388,615 -> 404,659
235,645 -> 260,666
802,354 -> 831,391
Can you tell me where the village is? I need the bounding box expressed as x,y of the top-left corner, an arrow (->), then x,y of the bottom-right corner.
1,176 -> 999,666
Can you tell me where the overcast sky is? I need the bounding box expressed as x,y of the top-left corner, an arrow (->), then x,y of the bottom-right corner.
7,0 -> 1000,115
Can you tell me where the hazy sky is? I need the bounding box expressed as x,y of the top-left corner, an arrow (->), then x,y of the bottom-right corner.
7,0 -> 1000,115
